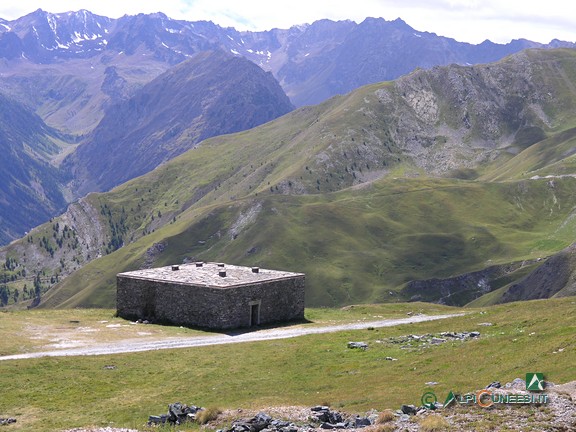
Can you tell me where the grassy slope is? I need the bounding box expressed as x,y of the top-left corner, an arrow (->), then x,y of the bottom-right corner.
0,298 -> 574,431
43,175 -> 576,308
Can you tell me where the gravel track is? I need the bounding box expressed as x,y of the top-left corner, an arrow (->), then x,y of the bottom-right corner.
0,313 -> 462,361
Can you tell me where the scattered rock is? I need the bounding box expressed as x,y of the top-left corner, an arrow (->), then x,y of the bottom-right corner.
478,322 -> 493,326
384,357 -> 397,361
388,331 -> 481,349
485,381 -> 501,389
353,416 -> 371,428
310,406 -> 343,424
347,342 -> 368,350
504,378 -> 526,390
148,393 -> 576,432
0,418 -> 16,426
398,414 -> 411,422
225,411 -> 303,432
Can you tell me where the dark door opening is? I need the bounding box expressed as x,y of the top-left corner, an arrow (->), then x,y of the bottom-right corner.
250,303 -> 260,327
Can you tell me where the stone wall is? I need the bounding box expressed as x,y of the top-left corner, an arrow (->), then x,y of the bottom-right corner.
116,275 -> 305,329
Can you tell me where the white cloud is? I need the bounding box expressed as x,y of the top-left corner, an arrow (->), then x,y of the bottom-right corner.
0,0 -> 574,44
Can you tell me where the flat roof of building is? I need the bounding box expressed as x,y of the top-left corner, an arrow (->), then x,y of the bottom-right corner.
117,262 -> 304,288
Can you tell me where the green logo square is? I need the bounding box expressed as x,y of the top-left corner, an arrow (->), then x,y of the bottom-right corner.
526,373 -> 545,391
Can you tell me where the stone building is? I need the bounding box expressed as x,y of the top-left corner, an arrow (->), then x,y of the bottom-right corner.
116,262 -> 305,330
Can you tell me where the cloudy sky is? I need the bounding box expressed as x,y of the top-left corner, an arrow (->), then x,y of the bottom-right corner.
0,0 -> 574,44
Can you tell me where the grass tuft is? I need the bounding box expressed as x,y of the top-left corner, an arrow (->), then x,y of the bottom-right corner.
196,407 -> 222,424
376,410 -> 395,424
419,414 -> 450,431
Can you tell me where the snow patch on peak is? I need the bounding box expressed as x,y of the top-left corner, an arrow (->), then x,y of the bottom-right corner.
46,14 -> 58,34
72,31 -> 102,43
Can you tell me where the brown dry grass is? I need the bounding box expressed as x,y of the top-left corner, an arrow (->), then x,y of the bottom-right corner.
419,414 -> 450,431
196,407 -> 222,425
375,410 -> 395,424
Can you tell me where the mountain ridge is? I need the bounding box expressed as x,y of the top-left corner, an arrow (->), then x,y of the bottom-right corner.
64,49 -> 294,197
4,48 -> 576,308
0,9 -> 573,116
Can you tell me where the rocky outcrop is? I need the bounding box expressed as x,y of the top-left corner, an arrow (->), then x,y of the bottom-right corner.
182,406 -> 373,431
148,402 -> 203,426
500,242 -> 576,302
402,260 -> 539,305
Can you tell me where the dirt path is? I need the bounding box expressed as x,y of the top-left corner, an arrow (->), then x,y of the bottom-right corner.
0,313 -> 462,361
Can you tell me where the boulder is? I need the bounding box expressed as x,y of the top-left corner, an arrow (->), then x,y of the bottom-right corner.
311,406 -> 330,412
252,412 -> 273,431
400,404 -> 417,415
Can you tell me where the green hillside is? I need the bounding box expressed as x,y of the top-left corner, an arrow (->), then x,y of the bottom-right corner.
6,48 -> 576,308
41,175 -> 576,308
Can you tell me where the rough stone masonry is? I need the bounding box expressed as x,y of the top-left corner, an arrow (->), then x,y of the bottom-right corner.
116,262 -> 305,330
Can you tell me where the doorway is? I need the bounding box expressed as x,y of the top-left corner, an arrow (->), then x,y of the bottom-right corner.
249,301 -> 261,327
